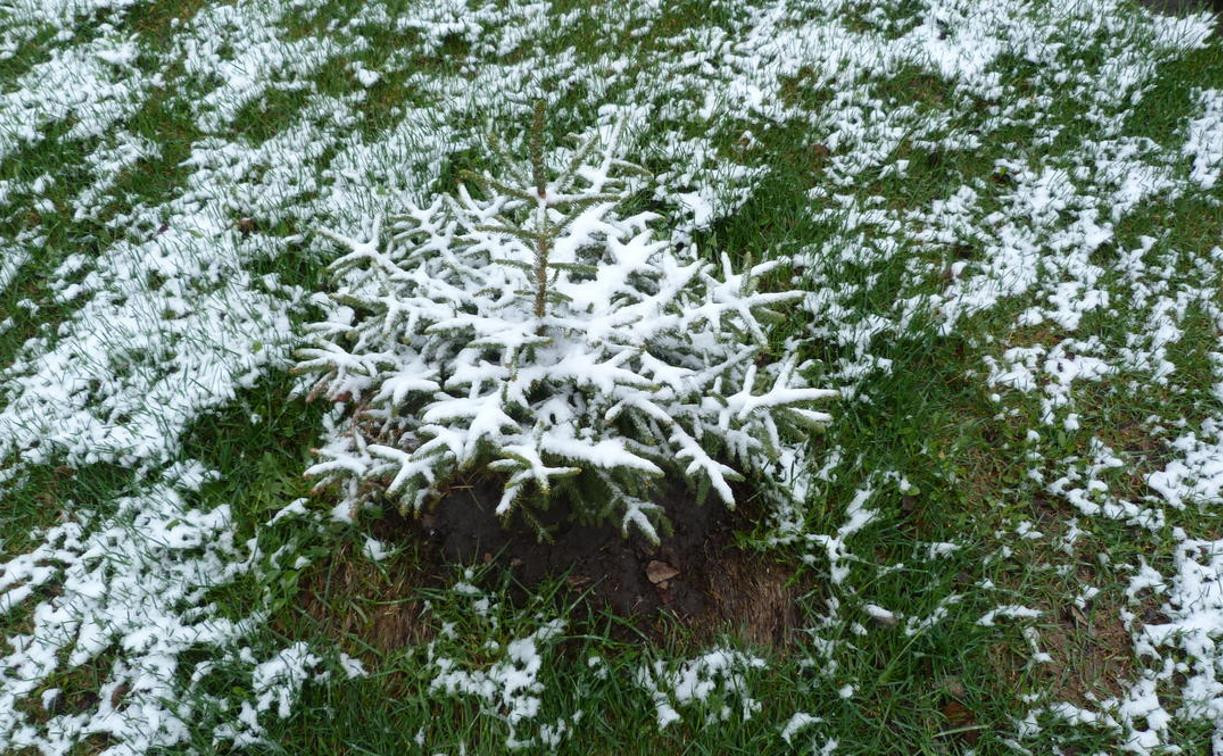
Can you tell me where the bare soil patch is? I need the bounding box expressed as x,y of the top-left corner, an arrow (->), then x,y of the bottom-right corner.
300,479 -> 807,653
420,480 -> 804,648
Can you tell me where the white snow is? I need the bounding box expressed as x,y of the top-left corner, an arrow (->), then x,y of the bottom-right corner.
635,648 -> 766,731
1147,419 -> 1223,509
0,464 -> 270,752
978,605 -> 1043,627
425,578 -> 568,750
781,711 -> 821,744
863,603 -> 898,625
1184,89 -> 1223,190
361,536 -> 392,562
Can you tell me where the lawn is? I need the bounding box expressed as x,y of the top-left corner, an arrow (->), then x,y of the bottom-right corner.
2,0 -> 1223,753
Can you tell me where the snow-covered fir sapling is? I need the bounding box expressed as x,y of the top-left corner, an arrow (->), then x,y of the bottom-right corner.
296,103 -> 835,543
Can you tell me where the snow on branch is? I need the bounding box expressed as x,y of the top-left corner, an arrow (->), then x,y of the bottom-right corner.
298,109 -> 833,542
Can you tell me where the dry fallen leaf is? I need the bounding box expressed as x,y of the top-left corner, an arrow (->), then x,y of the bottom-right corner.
646,560 -> 680,585
940,699 -> 982,746
1064,603 -> 1088,628
110,682 -> 131,708
940,676 -> 967,699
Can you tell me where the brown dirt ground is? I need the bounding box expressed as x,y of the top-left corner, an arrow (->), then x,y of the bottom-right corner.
296,479 -> 808,654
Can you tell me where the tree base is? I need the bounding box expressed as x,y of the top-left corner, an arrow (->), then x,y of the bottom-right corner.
410,478 -> 806,649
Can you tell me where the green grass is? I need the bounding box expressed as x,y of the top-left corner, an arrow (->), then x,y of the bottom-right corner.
3,0 -> 1223,752
0,461 -> 135,555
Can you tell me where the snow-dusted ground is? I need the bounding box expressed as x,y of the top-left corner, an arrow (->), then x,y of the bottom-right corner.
1,0 -> 1222,752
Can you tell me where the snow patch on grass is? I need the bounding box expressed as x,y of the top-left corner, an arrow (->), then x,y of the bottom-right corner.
0,32 -> 150,164
1148,418 -> 1223,510
636,648 -> 766,731
1185,89 -> 1223,191
422,577 -> 569,750
0,463 -> 262,752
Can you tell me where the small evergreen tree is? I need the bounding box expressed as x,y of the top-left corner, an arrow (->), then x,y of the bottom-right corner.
297,107 -> 834,543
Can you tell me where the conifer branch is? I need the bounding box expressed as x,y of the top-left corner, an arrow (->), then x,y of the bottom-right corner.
298,114 -> 835,542
531,100 -> 550,323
